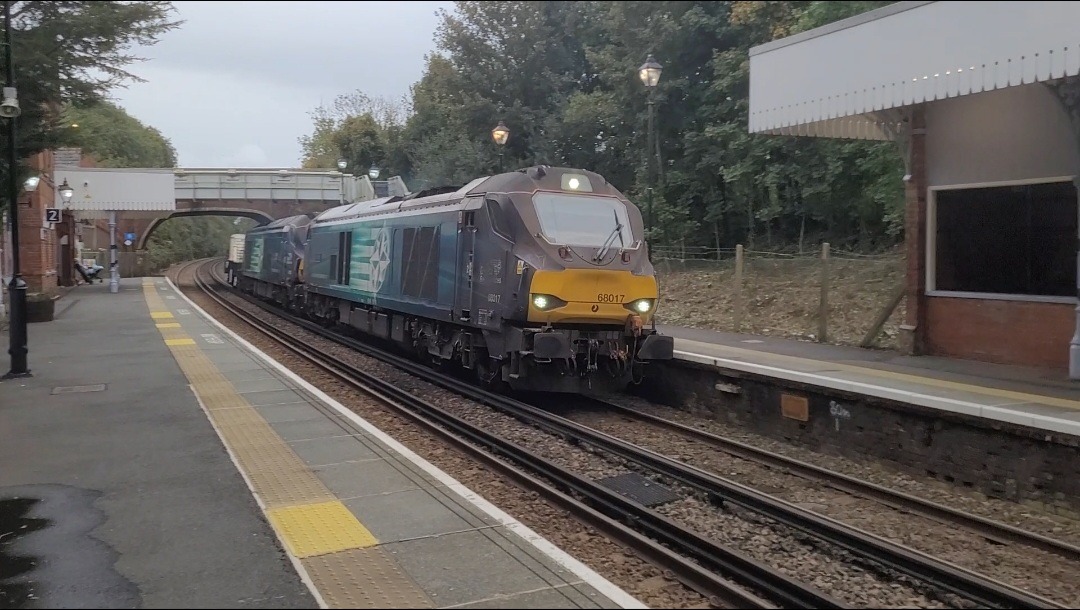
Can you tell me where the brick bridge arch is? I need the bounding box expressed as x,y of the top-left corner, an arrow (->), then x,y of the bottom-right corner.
135,199 -> 342,250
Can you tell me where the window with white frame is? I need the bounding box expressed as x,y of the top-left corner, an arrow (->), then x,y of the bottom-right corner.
933,180 -> 1076,298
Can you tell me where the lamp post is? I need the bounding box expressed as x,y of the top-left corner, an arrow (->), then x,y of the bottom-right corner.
58,178 -> 72,284
638,54 -> 663,238
336,159 -> 348,203
491,120 -> 509,172
2,0 -> 29,378
367,164 -> 379,180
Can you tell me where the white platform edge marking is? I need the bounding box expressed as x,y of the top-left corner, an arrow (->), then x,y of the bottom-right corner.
673,349 -> 1080,437
166,275 -> 648,610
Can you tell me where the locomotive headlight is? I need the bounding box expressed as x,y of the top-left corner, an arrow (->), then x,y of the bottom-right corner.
625,298 -> 654,314
531,294 -> 566,311
560,173 -> 593,192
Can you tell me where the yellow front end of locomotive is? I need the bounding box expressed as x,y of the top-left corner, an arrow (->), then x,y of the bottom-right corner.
527,269 -> 659,325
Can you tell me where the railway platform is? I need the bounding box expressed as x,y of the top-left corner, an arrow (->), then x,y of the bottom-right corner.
661,324 -> 1080,437
0,277 -> 639,609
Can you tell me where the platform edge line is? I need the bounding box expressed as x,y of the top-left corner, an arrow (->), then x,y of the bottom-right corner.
672,349 -> 1080,437
166,273 -> 649,610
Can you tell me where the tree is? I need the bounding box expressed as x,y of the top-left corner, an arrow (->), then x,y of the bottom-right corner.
302,1 -> 906,251
298,90 -> 408,177
58,96 -> 234,272
1,1 -> 182,206
62,100 -> 177,168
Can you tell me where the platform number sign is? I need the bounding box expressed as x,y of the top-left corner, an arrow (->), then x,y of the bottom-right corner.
45,208 -> 61,223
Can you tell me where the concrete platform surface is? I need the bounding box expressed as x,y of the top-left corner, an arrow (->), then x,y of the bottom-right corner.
661,324 -> 1080,436
0,277 -> 642,609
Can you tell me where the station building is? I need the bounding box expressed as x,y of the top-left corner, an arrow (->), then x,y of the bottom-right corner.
749,0 -> 1080,376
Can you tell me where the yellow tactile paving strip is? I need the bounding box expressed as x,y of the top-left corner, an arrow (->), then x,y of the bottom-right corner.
140,278 -> 434,608
268,502 -> 380,558
304,548 -> 436,609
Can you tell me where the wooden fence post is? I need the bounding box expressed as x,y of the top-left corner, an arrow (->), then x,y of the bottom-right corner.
860,283 -> 906,348
733,244 -> 745,332
818,242 -> 830,342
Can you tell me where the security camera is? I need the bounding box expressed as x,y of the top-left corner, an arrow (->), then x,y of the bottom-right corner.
0,87 -> 20,119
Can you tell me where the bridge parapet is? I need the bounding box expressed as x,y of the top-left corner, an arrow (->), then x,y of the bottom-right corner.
173,168 -> 376,204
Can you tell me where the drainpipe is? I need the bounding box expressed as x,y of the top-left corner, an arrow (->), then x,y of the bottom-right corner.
1071,177 -> 1080,380
1046,79 -> 1080,379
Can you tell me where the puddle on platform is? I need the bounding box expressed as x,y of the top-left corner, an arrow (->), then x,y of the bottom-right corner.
0,497 -> 49,609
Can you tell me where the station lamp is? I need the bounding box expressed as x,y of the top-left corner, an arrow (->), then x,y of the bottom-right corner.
491,121 -> 510,172
59,178 -> 73,204
638,54 -> 663,237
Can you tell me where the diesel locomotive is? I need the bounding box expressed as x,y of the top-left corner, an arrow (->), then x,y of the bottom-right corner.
235,166 -> 674,394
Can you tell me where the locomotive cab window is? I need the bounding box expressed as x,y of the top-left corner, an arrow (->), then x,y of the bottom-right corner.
486,199 -> 513,240
533,193 -> 632,249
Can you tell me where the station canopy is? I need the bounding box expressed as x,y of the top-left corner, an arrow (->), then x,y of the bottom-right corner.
748,0 -> 1080,140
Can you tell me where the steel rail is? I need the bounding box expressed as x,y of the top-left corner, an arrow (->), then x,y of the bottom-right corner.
203,260 -> 1062,610
189,260 -> 842,610
590,397 -> 1080,563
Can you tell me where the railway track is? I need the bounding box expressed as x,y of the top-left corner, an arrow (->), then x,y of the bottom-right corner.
185,258 -> 1067,610
183,258 -> 830,610
581,396 -> 1080,563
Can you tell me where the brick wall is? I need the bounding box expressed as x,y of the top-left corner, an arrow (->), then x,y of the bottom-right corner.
5,150 -> 107,294
17,151 -> 58,294
638,361 -> 1080,515
925,296 -> 1074,369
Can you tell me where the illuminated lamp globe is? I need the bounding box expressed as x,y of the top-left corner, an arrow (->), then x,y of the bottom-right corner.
59,179 -> 74,204
638,54 -> 663,88
491,121 -> 510,146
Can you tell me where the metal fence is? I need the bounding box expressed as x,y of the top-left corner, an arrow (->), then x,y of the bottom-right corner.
652,244 -> 906,350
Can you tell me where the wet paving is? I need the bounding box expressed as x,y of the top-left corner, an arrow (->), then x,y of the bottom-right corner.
0,497 -> 48,609
0,485 -> 140,609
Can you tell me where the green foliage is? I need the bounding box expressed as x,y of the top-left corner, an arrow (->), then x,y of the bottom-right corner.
55,97 -> 230,272
146,216 -> 255,273
298,91 -> 408,177
63,100 -> 177,168
299,0 -> 906,252
1,1 -> 181,209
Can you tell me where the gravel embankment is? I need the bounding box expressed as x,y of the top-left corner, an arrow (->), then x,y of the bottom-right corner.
171,263 -> 709,609
567,406 -> 1080,607
172,262 -> 1070,608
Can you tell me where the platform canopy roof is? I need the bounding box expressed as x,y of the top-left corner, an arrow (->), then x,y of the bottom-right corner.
748,1 -> 1080,140
53,168 -> 176,220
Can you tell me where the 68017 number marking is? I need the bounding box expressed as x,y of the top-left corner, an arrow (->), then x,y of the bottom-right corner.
597,293 -> 625,303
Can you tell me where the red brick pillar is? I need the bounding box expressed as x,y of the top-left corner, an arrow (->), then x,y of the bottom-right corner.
900,105 -> 928,355
57,211 -> 75,287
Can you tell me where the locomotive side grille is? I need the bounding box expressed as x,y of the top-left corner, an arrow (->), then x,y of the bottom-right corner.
401,226 -> 440,301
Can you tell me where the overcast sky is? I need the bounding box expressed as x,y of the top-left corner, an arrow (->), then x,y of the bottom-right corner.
110,1 -> 453,169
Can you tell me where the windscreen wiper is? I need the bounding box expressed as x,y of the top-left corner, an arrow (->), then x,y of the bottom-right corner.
594,210 -> 624,262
